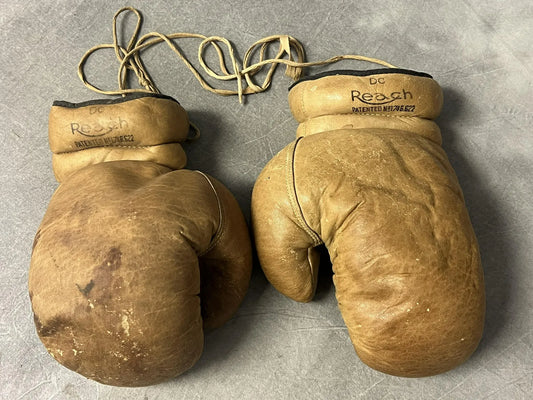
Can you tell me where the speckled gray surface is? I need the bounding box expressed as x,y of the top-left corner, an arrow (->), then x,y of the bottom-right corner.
1,1 -> 532,399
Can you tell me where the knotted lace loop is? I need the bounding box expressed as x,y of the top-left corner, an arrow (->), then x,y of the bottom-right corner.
78,7 -> 397,104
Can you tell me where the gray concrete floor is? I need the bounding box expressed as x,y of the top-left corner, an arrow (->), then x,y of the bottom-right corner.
1,1 -> 531,399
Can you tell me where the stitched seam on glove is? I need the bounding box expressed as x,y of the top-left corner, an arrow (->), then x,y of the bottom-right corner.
347,114 -> 423,118
195,171 -> 226,257
53,141 -> 184,155
300,114 -> 425,122
285,138 -> 323,246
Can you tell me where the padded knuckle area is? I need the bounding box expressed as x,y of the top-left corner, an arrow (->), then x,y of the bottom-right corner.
30,161 -> 252,385
252,71 -> 485,376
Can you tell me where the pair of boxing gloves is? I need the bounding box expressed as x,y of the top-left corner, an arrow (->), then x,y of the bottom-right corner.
29,69 -> 485,386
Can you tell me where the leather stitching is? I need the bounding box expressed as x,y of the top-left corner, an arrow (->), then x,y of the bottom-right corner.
300,114 -> 426,122
195,171 -> 226,257
53,141 -> 184,155
285,138 -> 323,246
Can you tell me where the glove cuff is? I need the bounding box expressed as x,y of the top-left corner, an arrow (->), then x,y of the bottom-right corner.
288,69 -> 443,141
48,93 -> 190,182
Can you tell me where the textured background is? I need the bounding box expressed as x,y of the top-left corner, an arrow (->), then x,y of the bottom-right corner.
1,0 -> 532,399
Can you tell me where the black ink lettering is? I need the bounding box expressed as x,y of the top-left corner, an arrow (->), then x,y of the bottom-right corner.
351,88 -> 415,106
71,123 -> 81,135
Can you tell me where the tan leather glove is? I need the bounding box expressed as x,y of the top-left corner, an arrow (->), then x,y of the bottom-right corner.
29,93 -> 252,386
252,70 -> 485,377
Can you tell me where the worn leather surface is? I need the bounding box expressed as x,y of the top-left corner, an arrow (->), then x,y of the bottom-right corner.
29,95 -> 252,386
252,70 -> 485,377
48,94 -> 190,182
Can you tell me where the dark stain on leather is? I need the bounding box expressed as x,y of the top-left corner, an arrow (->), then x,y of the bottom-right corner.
76,247 -> 123,303
76,279 -> 95,297
34,313 -> 71,337
99,247 -> 122,271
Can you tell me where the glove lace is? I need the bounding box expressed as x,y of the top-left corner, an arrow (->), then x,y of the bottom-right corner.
78,7 -> 397,104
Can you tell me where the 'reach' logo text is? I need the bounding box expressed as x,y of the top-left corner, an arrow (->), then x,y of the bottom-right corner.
70,117 -> 128,138
351,88 -> 413,106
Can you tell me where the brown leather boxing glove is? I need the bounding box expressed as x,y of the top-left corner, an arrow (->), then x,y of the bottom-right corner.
29,93 -> 252,386
251,69 -> 485,377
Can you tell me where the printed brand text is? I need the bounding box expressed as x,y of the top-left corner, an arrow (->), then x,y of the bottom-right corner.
70,117 -> 128,137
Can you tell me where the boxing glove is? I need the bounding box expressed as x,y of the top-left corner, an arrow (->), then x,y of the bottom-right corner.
252,69 -> 485,377
29,93 -> 252,386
